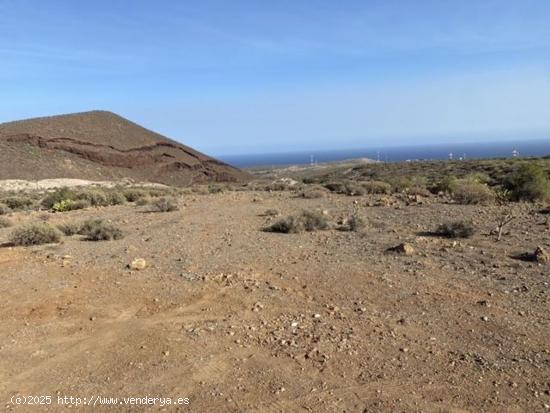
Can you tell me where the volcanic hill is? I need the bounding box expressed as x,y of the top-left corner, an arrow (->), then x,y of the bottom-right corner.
0,111 -> 248,186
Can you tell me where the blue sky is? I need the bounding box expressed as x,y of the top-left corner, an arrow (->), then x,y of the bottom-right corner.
1,0 -> 550,155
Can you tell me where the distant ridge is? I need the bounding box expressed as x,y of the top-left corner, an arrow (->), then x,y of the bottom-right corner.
0,111 -> 249,185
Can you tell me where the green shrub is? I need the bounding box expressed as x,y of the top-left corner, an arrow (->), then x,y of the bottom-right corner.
52,199 -> 91,212
0,217 -> 13,228
451,181 -> 495,205
151,197 -> 178,212
267,210 -> 330,233
79,219 -> 123,241
3,196 -> 34,211
41,188 -> 77,209
505,164 -> 550,201
436,221 -> 475,238
9,222 -> 62,246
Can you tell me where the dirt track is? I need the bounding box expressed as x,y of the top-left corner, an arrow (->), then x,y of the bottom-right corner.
0,191 -> 549,412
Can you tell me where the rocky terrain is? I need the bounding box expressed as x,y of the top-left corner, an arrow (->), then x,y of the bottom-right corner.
0,180 -> 548,412
0,111 -> 249,186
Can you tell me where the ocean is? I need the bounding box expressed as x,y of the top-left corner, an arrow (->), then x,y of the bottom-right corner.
217,139 -> 550,168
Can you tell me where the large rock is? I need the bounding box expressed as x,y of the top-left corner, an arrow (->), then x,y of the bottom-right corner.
534,246 -> 549,264
388,243 -> 415,256
129,258 -> 147,271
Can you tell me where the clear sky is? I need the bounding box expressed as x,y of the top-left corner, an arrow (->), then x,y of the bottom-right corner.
1,0 -> 549,155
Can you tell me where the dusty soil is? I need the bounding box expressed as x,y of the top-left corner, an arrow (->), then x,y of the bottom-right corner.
0,179 -> 170,192
0,191 -> 548,412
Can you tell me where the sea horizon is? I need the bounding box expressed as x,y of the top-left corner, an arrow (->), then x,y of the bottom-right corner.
217,138 -> 550,168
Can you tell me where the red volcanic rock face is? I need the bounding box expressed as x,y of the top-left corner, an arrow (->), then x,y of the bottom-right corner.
0,111 -> 249,185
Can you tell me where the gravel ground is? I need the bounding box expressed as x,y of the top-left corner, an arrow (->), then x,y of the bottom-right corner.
0,190 -> 548,412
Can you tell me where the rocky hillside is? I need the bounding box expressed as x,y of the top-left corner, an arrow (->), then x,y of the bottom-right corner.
0,111 -> 249,186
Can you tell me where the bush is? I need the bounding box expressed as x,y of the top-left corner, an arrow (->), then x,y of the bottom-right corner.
324,181 -> 366,196
299,189 -> 326,199
9,222 -> 62,246
324,182 -> 347,193
435,221 -> 475,238
136,197 -> 150,206
105,191 -> 126,206
147,188 -> 172,198
451,181 -> 495,205
79,219 -> 123,241
267,210 -> 330,233
406,186 -> 431,197
505,164 -> 550,201
57,222 -> 82,236
3,196 -> 34,211
362,180 -> 391,194
208,184 -> 225,194
52,199 -> 91,212
123,188 -> 148,202
391,176 -> 427,193
151,197 -> 178,212
264,182 -> 290,191
76,189 -> 108,206
339,214 -> 365,232
41,188 -> 77,209
0,217 -> 13,228
0,203 -> 11,215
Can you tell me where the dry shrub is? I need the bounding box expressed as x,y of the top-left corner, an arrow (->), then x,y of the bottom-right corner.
0,203 -> 11,215
123,188 -> 148,202
105,191 -> 126,206
79,219 -> 123,241
324,181 -> 366,196
3,196 -> 34,211
136,197 -> 150,206
339,214 -> 366,232
151,197 -> 178,212
299,188 -> 326,199
0,217 -> 13,228
451,181 -> 495,205
9,222 -> 62,246
436,221 -> 475,238
362,180 -> 391,194
406,186 -> 432,197
57,222 -> 82,236
267,210 -> 330,233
